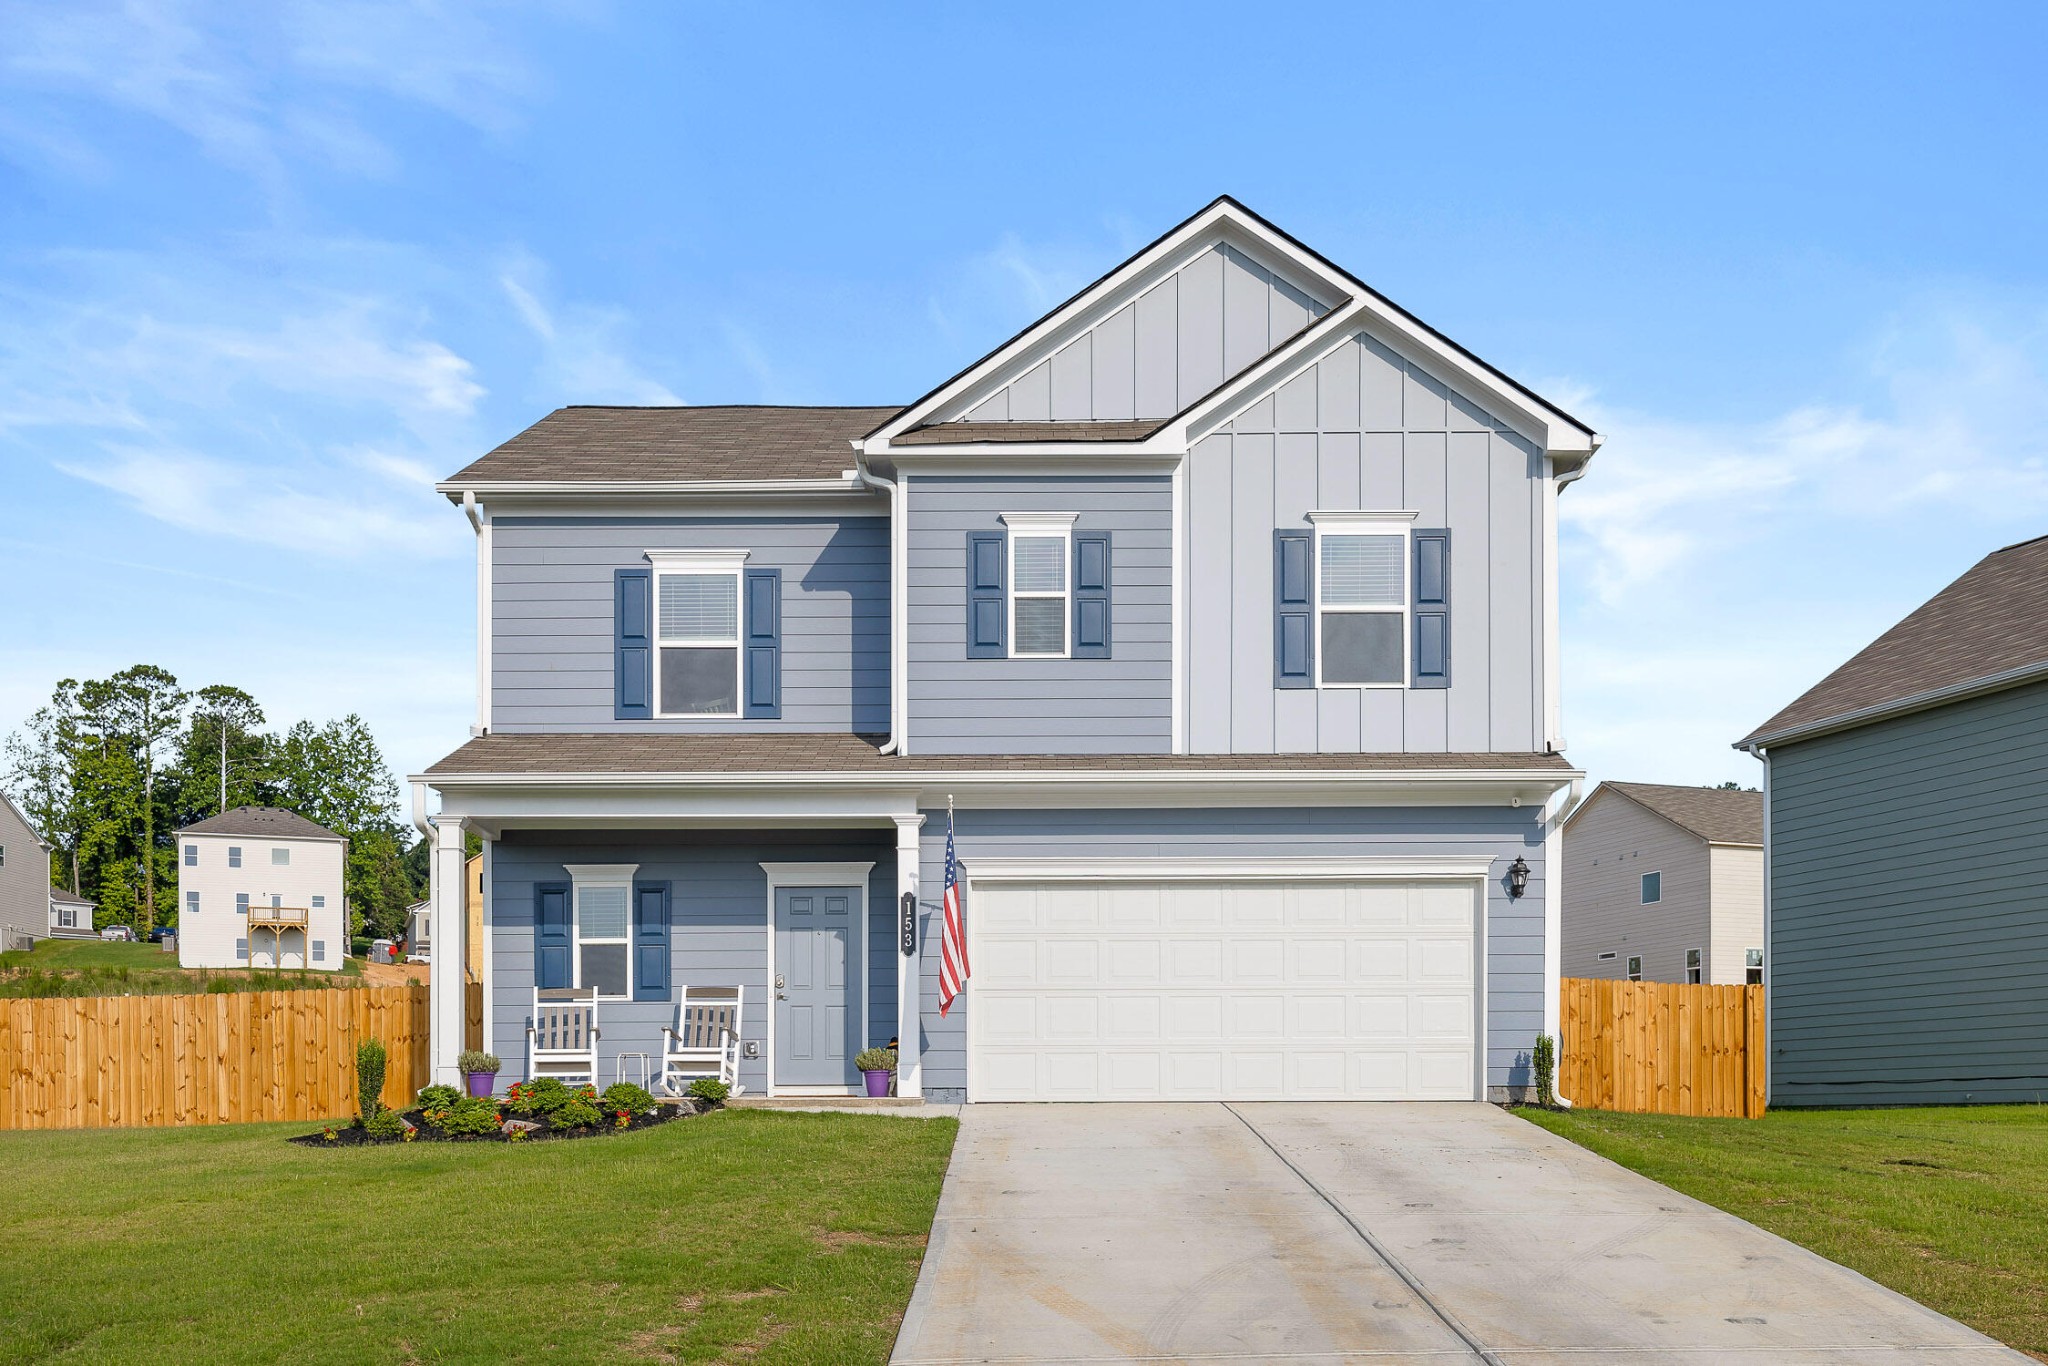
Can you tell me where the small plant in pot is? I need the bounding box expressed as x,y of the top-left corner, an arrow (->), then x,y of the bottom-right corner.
458,1049 -> 501,1099
855,1047 -> 896,1098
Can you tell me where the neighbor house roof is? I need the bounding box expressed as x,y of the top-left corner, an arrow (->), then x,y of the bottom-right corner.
1589,782 -> 1763,847
423,732 -> 1574,778
443,405 -> 903,485
1739,533 -> 2048,747
48,888 -> 94,908
179,806 -> 343,841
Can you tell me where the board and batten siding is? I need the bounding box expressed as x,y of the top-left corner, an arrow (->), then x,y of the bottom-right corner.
911,806 -> 1546,1102
947,244 -> 1331,423
1561,792 -> 1712,984
906,475 -> 1171,754
1187,331 -> 1546,755
1768,679 -> 2048,1107
491,516 -> 888,733
488,830 -> 897,1093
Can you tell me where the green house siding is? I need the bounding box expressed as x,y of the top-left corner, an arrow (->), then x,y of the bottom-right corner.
1769,679 -> 2048,1107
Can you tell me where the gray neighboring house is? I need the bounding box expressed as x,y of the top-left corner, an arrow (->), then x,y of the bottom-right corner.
414,197 -> 1602,1104
1738,533 -> 2048,1107
0,792 -> 56,952
48,888 -> 97,939
1561,782 -> 1762,985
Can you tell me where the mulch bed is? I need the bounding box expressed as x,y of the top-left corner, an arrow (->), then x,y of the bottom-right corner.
289,1100 -> 706,1148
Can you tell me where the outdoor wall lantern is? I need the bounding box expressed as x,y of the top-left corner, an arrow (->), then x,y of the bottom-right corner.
1507,856 -> 1531,899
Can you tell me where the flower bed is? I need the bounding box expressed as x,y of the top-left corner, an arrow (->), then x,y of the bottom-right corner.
290,1078 -> 725,1148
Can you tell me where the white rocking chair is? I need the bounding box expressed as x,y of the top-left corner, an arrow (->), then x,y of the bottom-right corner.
527,987 -> 600,1086
660,985 -> 745,1097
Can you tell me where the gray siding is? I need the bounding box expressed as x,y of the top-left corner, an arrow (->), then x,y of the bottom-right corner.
1769,679 -> 2048,1106
487,830 -> 897,1092
0,798 -> 49,946
911,807 -> 1547,1100
951,245 -> 1332,422
906,475 -> 1171,754
1187,331 -> 1546,754
1561,790 -> 1712,983
492,516 -> 888,733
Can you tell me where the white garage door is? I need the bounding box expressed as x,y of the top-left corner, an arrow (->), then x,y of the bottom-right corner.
970,879 -> 1478,1102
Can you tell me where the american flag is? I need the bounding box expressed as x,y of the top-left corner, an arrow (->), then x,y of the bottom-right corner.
937,804 -> 969,1017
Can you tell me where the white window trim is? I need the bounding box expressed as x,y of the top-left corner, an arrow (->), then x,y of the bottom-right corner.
999,512 -> 1077,659
1685,947 -> 1704,985
183,845 -> 196,867
1641,870 -> 1662,904
1307,511 -> 1416,690
1596,951 -> 1617,961
58,907 -> 77,929
1626,955 -> 1642,982
647,549 -> 750,719
563,862 -> 640,1002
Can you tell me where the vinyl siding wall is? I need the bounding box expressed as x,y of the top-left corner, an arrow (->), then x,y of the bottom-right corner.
910,806 -> 1546,1101
1560,792 -> 1711,983
1708,844 -> 1765,985
0,800 -> 48,945
1768,680 -> 2048,1106
487,830 -> 898,1092
491,516 -> 888,733
173,833 -> 346,971
1187,331 -> 1546,754
905,475 -> 1172,754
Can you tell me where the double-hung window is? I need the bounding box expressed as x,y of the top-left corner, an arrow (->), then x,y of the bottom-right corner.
1745,948 -> 1764,985
1000,512 -> 1076,658
1626,955 -> 1642,982
1685,948 -> 1704,985
564,864 -> 637,999
58,907 -> 77,929
650,551 -> 746,717
235,893 -> 249,916
228,846 -> 242,869
1640,871 -> 1662,904
272,847 -> 290,866
183,845 -> 196,867
186,891 -> 200,917
1308,513 -> 1412,687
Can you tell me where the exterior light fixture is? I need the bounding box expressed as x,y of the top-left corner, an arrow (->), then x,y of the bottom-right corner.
1507,856 -> 1531,899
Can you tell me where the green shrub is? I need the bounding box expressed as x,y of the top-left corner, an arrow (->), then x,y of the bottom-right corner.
363,1107 -> 406,1141
457,1049 -> 500,1074
600,1082 -> 656,1116
416,1084 -> 462,1112
1533,1033 -> 1557,1108
355,1039 -> 387,1123
505,1077 -> 574,1116
428,1097 -> 504,1137
855,1047 -> 897,1073
686,1077 -> 729,1104
549,1096 -> 602,1131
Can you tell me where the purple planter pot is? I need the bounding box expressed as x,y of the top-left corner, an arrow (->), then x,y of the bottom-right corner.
466,1071 -> 497,1099
862,1069 -> 892,1098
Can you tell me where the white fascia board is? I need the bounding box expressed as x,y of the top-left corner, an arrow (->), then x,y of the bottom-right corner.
438,478 -> 865,498
446,490 -> 887,520
962,855 -> 1497,882
882,454 -> 1183,475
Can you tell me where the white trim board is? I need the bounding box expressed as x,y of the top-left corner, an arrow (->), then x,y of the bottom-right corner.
759,861 -> 875,1097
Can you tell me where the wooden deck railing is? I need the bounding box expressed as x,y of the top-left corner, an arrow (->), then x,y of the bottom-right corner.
1559,977 -> 1766,1118
246,906 -> 311,929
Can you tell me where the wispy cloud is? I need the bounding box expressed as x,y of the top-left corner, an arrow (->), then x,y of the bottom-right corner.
499,255 -> 681,405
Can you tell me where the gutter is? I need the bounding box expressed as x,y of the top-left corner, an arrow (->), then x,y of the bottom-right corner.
1736,654 -> 2048,753
851,450 -> 905,754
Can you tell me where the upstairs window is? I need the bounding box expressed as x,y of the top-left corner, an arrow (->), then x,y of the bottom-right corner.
1745,948 -> 1764,985
1000,513 -> 1076,658
311,895 -> 325,909
1685,948 -> 1704,985
272,847 -> 290,866
1310,515 -> 1410,687
1640,871 -> 1662,904
235,893 -> 249,916
651,551 -> 746,717
186,891 -> 200,917
1626,955 -> 1642,982
228,846 -> 242,869
184,845 -> 197,867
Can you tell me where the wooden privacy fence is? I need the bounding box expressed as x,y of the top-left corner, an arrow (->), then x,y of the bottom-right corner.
1559,977 -> 1767,1118
0,984 -> 430,1130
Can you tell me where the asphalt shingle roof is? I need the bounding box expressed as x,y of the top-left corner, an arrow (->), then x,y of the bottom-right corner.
1740,534 -> 2048,745
445,405 -> 904,484
179,806 -> 343,841
1597,782 -> 1762,846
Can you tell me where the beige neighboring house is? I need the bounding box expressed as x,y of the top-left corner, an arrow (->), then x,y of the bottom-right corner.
176,807 -> 348,971
0,791 -> 56,951
48,888 -> 97,938
1563,782 -> 1764,986
406,853 -> 483,982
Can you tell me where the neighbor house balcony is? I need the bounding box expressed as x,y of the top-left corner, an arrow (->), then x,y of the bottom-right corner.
246,906 -> 311,930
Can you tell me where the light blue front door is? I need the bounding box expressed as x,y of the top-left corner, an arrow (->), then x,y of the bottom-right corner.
774,886 -> 857,1086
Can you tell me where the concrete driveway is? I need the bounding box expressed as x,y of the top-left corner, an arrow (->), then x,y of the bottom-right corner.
891,1102 -> 2025,1365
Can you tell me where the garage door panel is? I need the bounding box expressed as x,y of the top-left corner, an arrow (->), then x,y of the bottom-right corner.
1229,995 -> 1285,1037
1353,995 -> 1409,1036
1293,994 -> 1346,1036
1165,995 -> 1222,1038
1106,994 -> 1164,1040
982,939 -> 1039,986
1231,939 -> 1286,981
1350,939 -> 1412,980
1167,939 -> 1224,981
1044,940 -> 1100,984
1106,939 -> 1161,983
1165,887 -> 1225,927
1287,938 -> 1345,981
1044,886 -> 1100,928
1105,885 -> 1162,928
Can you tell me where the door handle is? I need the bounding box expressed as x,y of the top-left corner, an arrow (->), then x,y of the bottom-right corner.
776,991 -> 787,1000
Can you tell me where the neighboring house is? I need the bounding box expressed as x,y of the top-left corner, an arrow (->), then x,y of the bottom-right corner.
407,855 -> 483,981
415,197 -> 1601,1103
1561,782 -> 1762,985
1738,533 -> 2048,1107
0,792 -> 56,951
176,807 -> 348,972
405,899 -> 431,958
48,888 -> 97,939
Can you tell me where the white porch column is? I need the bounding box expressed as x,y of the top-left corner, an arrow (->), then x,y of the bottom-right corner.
429,815 -> 468,1085
894,814 -> 924,1098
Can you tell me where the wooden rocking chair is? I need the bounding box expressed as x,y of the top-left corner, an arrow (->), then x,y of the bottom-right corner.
660,986 -> 745,1097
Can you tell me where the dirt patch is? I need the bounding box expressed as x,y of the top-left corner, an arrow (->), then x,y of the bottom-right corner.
360,961 -> 430,987
626,1289 -> 788,1363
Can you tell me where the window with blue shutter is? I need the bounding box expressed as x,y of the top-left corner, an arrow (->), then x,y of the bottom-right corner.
632,882 -> 671,1001
966,531 -> 1006,658
614,568 -> 653,720
1274,530 -> 1313,688
535,882 -> 572,990
1072,532 -> 1111,658
743,567 -> 782,719
1411,528 -> 1450,689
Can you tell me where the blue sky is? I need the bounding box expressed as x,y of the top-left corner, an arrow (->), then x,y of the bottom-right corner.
4,2 -> 2046,792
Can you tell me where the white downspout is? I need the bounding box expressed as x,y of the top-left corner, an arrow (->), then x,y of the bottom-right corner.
853,452 -> 904,754
462,491 -> 491,737
1543,777 -> 1584,1108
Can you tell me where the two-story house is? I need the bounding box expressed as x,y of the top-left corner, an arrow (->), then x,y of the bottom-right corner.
176,807 -> 348,971
414,198 -> 1598,1103
0,791 -> 56,952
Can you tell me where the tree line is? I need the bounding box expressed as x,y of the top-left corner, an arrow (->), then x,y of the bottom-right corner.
2,666 -> 426,941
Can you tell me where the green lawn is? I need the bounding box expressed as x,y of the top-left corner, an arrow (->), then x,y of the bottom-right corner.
0,935 -> 365,997
0,1109 -> 956,1364
1519,1105 -> 2048,1360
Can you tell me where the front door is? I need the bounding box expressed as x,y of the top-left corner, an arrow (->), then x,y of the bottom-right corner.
774,885 -> 857,1087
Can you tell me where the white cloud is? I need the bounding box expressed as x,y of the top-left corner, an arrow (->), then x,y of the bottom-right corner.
499,260 -> 681,406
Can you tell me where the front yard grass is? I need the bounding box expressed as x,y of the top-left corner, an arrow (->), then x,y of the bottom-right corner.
0,1108 -> 956,1364
1519,1104 -> 2048,1360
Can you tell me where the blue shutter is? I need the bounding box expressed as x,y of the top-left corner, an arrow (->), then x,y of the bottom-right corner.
966,531 -> 1006,658
1412,528 -> 1450,689
535,883 -> 572,990
632,882 -> 671,1001
743,567 -> 782,719
1274,530 -> 1313,688
1072,532 -> 1111,659
614,568 -> 652,720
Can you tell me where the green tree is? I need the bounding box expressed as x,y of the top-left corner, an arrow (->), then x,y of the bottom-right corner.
349,829 -> 418,941
271,716 -> 398,835
93,667 -> 188,936
2,683 -> 85,893
177,685 -> 269,820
